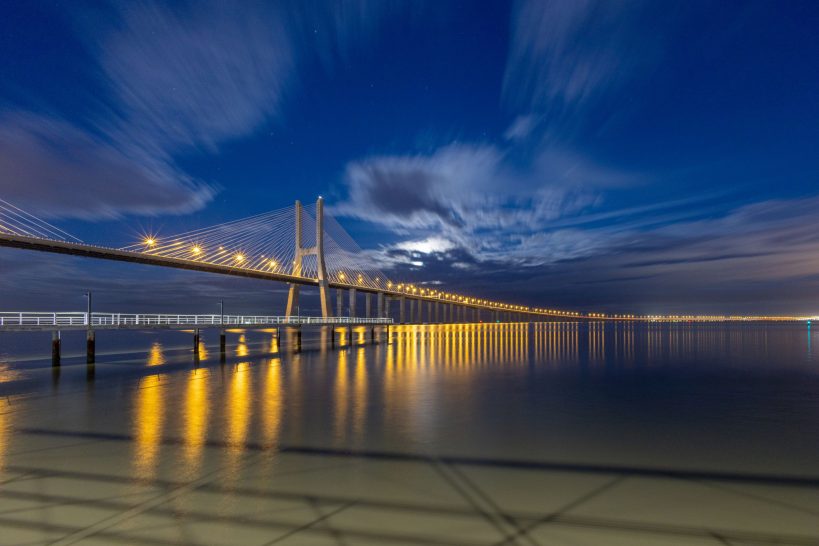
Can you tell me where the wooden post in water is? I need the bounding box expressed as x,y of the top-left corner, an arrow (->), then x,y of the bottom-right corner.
86,329 -> 95,364
51,330 -> 60,366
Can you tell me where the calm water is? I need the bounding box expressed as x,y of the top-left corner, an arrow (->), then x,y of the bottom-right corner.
0,322 -> 817,545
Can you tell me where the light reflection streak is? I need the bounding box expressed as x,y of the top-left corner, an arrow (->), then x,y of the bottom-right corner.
224,362 -> 252,479
132,373 -> 166,479
353,347 -> 367,442
182,368 -> 209,476
148,342 -> 165,366
236,334 -> 248,358
334,349 -> 349,443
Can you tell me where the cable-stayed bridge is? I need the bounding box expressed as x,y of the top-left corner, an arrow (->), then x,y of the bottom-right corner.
0,197 -> 814,324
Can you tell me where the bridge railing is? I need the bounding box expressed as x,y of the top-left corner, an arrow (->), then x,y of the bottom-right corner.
0,312 -> 392,328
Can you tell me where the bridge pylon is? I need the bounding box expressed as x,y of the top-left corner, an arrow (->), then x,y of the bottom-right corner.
285,197 -> 332,318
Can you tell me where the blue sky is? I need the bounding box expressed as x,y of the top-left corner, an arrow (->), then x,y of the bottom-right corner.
1,0 -> 819,315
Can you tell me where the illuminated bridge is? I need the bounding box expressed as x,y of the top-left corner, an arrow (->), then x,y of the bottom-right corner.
0,197 -> 814,324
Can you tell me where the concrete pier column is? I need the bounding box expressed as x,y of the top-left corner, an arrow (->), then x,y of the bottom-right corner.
377,292 -> 385,318
408,299 -> 415,324
427,301 -> 433,323
336,289 -> 344,317
385,296 -> 391,319
473,308 -> 478,322
51,331 -> 61,366
86,330 -> 95,364
399,297 -> 406,324
365,293 -> 372,318
349,288 -> 357,317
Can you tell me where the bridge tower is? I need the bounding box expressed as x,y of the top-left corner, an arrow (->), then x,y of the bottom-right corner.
285,197 -> 332,317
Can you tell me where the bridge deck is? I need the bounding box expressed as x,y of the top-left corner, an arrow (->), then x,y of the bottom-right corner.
0,312 -> 392,332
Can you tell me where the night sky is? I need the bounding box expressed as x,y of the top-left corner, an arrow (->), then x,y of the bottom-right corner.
2,1 -> 819,316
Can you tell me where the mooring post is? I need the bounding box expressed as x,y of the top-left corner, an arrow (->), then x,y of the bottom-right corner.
370,326 -> 375,344
51,330 -> 61,366
296,327 -> 302,353
193,328 -> 200,355
220,329 -> 226,354
86,329 -> 95,364
331,326 -> 336,348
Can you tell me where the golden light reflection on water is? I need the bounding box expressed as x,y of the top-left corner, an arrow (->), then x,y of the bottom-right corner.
236,334 -> 248,358
261,358 -> 283,450
334,349 -> 349,443
147,342 -> 165,366
182,368 -> 209,475
353,347 -> 367,441
224,361 -> 252,478
118,322 -> 817,483
132,373 -> 165,479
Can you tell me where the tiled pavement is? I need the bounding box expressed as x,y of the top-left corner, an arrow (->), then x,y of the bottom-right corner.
1,431 -> 818,545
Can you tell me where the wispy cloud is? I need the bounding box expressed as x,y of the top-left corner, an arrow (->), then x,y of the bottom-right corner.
97,1 -> 292,154
0,112 -> 215,219
0,0 -> 300,219
503,0 -> 669,135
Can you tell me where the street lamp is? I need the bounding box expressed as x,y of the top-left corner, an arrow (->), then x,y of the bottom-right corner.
84,290 -> 92,326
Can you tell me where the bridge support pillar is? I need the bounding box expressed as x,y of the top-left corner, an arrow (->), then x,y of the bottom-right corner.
349,288 -> 357,317
51,331 -> 60,366
86,329 -> 95,364
408,299 -> 415,324
377,292 -> 384,318
427,300 -> 433,323
365,293 -> 372,318
399,297 -> 406,324
286,198 -> 333,318
336,289 -> 344,317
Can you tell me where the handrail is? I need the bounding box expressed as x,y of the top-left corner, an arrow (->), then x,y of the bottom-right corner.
0,312 -> 392,328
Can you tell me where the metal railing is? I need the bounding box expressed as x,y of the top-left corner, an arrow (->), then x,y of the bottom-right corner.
0,312 -> 392,328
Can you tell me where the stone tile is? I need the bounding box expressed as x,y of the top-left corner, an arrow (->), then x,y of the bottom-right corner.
568,476 -> 819,540
454,464 -> 616,516
320,504 -> 505,546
